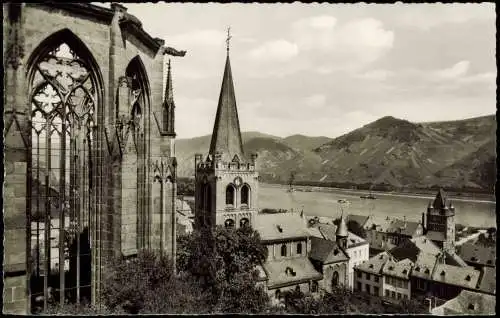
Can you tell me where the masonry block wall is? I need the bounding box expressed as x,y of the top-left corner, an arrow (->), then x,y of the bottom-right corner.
3,3 -> 179,312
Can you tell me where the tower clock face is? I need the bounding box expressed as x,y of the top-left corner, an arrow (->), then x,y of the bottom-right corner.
234,176 -> 242,187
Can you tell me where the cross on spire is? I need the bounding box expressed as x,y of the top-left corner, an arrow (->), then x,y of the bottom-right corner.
226,26 -> 232,54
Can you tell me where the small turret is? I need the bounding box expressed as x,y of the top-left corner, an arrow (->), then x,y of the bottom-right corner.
336,212 -> 348,250
427,200 -> 433,213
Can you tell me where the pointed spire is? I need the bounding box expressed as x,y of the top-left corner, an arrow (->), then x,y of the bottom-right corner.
209,32 -> 245,162
163,59 -> 175,133
336,211 -> 348,238
433,188 -> 447,210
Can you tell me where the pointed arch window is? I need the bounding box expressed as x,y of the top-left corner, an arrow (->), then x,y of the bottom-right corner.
28,31 -> 102,305
241,184 -> 250,206
332,271 -> 339,287
226,184 -> 235,206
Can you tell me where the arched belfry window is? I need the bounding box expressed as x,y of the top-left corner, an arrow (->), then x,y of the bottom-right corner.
226,185 -> 235,206
28,29 -> 103,305
241,184 -> 250,206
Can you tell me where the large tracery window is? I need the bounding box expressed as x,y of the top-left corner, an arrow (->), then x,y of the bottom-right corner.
30,41 -> 99,308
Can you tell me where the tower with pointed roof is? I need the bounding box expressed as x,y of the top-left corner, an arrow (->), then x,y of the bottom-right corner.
194,30 -> 259,230
336,212 -> 348,250
425,189 -> 456,254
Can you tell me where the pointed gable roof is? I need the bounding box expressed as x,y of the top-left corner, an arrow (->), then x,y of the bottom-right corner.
336,212 -> 348,238
433,188 -> 448,210
208,53 -> 245,162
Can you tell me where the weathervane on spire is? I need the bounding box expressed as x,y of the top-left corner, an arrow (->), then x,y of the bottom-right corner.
226,26 -> 232,54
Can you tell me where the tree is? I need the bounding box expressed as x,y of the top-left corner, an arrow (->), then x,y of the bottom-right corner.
101,250 -> 175,313
177,225 -> 270,313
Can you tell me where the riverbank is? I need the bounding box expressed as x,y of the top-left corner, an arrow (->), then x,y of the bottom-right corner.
262,183 -> 496,203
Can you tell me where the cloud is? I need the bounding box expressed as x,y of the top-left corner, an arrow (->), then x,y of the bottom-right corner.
290,16 -> 394,73
304,94 -> 327,109
433,60 -> 470,79
355,69 -> 393,81
394,3 -> 495,30
248,40 -> 299,62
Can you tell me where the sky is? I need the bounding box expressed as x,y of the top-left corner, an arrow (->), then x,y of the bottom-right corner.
106,3 -> 495,139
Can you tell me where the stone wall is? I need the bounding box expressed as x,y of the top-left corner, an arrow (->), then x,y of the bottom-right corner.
3,3 -> 179,312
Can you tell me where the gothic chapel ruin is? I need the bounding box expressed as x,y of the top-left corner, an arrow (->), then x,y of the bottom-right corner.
3,3 -> 184,314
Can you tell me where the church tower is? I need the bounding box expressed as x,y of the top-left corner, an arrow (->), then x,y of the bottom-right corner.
195,29 -> 259,230
425,189 -> 456,254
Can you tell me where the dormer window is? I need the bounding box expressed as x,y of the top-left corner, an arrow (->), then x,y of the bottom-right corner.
465,275 -> 471,281
388,266 -> 394,271
402,269 -> 408,275
468,304 -> 475,310
333,249 -> 339,256
369,264 -> 374,269
440,270 -> 445,276
487,260 -> 493,265
277,225 -> 283,233
285,267 -> 296,277
425,269 -> 430,274
415,267 -> 420,272
471,257 -> 478,262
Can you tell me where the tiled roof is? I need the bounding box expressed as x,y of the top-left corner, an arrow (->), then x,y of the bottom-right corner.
477,266 -> 496,295
317,224 -> 368,248
264,257 -> 322,289
411,236 -> 442,256
306,226 -> 324,239
388,236 -> 440,263
356,251 -> 392,275
445,252 -> 468,267
431,263 -> 480,290
412,252 -> 438,280
385,219 -> 422,237
458,242 -> 496,267
310,237 -> 349,264
254,213 -> 309,242
431,290 -> 496,315
382,258 -> 414,280
347,214 -> 370,227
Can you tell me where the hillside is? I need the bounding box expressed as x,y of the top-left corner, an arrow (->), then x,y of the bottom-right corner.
312,115 -> 496,190
282,135 -> 333,152
175,115 -> 496,192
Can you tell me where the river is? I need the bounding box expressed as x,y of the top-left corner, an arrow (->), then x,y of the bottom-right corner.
258,184 -> 496,228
